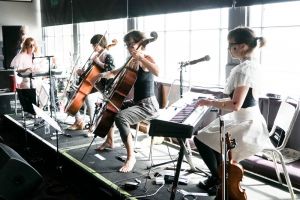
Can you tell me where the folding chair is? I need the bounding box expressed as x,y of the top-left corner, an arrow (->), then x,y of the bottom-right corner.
262,97 -> 300,200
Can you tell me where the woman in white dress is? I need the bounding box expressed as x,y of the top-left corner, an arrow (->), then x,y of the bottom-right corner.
11,37 -> 49,107
194,27 -> 272,195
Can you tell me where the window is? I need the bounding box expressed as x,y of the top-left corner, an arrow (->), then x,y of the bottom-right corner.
77,18 -> 127,68
137,8 -> 229,87
43,18 -> 127,80
249,2 -> 300,98
43,24 -> 73,72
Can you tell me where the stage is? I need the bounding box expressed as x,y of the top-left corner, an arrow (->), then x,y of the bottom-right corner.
0,112 -> 298,200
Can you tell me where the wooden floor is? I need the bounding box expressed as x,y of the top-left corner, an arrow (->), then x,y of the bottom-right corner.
1,112 -> 300,200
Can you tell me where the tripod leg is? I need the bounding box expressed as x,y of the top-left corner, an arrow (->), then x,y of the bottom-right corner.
182,139 -> 197,171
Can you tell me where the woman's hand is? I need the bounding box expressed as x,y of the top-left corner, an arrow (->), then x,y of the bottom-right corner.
17,67 -> 31,73
92,56 -> 105,68
76,69 -> 83,76
197,98 -> 213,107
130,49 -> 144,61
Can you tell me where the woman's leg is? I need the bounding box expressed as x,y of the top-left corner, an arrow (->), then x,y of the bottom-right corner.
193,136 -> 220,193
114,100 -> 155,173
67,111 -> 84,130
194,137 -> 220,178
96,126 -> 115,150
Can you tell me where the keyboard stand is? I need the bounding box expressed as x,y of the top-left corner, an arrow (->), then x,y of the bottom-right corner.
147,138 -> 197,171
170,138 -> 185,200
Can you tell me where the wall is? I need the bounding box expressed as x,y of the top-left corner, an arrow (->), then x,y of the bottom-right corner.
0,0 -> 42,68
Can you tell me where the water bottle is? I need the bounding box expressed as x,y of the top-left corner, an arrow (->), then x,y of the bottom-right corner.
44,122 -> 50,135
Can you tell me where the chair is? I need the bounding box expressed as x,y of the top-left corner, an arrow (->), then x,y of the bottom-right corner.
261,97 -> 300,200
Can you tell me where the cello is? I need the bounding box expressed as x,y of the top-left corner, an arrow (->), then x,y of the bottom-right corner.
215,120 -> 247,200
93,32 -> 158,138
65,39 -> 117,116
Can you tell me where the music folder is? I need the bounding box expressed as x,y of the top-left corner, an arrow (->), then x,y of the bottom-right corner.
32,104 -> 63,133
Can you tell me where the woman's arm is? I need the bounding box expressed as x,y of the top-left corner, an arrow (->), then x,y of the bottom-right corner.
139,55 -> 159,76
130,48 -> 159,76
97,68 -> 121,80
198,86 -> 249,111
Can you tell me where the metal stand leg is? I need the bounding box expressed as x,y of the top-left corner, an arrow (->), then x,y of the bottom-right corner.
147,138 -> 196,171
170,138 -> 185,200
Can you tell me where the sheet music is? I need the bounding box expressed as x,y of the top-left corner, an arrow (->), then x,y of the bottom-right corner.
32,104 -> 62,133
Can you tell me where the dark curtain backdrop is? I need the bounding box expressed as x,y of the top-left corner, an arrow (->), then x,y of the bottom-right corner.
235,0 -> 299,7
41,0 -> 299,27
128,0 -> 232,18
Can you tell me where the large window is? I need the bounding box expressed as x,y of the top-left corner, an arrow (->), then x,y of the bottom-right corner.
43,2 -> 300,98
249,1 -> 300,98
43,24 -> 73,72
137,8 -> 229,87
43,8 -> 229,90
43,19 -> 127,79
77,18 -> 127,68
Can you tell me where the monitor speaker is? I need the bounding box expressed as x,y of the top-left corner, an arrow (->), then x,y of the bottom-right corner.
0,143 -> 42,200
2,26 -> 22,69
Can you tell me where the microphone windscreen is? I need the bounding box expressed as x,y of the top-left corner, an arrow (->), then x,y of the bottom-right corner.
204,55 -> 210,61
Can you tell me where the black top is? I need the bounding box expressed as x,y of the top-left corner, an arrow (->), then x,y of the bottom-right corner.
134,67 -> 155,102
94,54 -> 115,93
229,88 -> 257,108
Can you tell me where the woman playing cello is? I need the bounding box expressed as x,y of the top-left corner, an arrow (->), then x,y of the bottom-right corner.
67,34 -> 115,136
95,30 -> 160,173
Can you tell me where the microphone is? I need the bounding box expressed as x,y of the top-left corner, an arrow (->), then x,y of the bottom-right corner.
179,55 -> 210,66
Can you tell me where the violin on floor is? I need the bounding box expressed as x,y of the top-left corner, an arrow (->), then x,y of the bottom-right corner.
216,131 -> 247,200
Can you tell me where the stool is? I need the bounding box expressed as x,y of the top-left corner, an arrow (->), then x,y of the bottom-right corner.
133,120 -> 151,148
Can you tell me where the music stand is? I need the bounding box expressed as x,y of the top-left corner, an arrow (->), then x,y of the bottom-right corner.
17,88 -> 36,116
32,104 -> 64,170
16,88 -> 37,152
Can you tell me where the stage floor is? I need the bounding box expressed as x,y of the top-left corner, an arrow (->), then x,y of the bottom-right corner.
1,112 -> 299,200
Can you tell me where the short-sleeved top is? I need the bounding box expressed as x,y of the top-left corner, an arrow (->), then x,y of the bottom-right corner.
225,59 -> 261,108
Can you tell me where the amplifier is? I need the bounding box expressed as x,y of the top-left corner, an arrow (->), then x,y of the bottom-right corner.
0,92 -> 20,115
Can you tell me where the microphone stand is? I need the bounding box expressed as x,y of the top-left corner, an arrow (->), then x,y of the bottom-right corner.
45,56 -> 61,171
179,62 -> 187,98
47,56 -> 54,118
35,55 -> 62,169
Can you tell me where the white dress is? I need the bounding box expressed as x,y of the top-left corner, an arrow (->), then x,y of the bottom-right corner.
11,52 -> 49,107
195,60 -> 273,162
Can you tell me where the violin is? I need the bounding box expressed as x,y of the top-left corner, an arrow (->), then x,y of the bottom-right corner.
216,132 -> 247,200
65,39 -> 117,116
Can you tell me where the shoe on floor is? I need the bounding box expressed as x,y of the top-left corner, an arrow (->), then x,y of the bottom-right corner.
67,121 -> 85,130
207,184 -> 219,196
197,176 -> 219,191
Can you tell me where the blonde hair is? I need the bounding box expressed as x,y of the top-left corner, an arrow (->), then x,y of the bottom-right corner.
21,37 -> 38,53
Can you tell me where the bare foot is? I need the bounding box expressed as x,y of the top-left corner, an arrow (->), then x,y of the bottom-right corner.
95,141 -> 114,151
119,157 -> 136,173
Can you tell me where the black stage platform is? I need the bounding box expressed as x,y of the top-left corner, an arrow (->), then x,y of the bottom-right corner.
2,113 -> 298,200
0,113 -> 214,200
